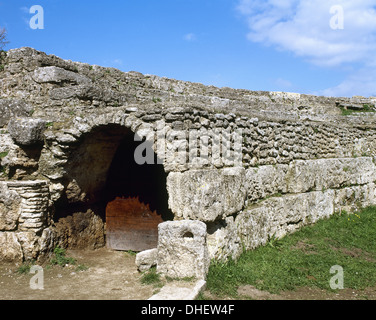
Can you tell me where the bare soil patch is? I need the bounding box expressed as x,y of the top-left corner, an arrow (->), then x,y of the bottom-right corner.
0,248 -> 155,300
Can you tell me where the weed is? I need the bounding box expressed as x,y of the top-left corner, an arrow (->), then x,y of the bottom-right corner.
125,250 -> 137,256
49,246 -> 76,267
140,268 -> 163,287
16,262 -> 34,274
0,151 -> 8,159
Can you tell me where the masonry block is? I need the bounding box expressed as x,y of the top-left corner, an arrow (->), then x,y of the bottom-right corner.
157,220 -> 210,280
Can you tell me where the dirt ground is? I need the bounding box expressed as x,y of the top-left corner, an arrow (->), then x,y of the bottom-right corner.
1,248 -> 375,300
0,248 -> 155,300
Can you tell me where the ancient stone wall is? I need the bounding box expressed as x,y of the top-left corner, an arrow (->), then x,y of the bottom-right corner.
0,47 -> 376,262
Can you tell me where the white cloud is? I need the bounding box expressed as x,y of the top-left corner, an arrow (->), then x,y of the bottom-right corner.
237,0 -> 376,96
237,0 -> 376,67
320,67 -> 376,97
184,33 -> 196,41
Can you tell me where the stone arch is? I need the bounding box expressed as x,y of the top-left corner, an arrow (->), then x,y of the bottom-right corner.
52,121 -> 173,250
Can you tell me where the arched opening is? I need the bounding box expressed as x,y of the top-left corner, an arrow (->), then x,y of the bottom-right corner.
53,124 -> 173,251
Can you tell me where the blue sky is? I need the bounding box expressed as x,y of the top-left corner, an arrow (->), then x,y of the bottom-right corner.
0,0 -> 376,97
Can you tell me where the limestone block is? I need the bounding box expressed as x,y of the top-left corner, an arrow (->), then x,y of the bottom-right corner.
246,164 -> 289,201
0,99 -> 33,128
16,231 -> 40,261
206,216 -> 242,261
334,183 -> 376,213
38,227 -> 57,262
8,118 -> 46,145
286,157 -> 376,193
0,182 -> 21,231
148,280 -> 207,300
32,66 -> 91,85
245,158 -> 376,203
0,232 -> 23,262
167,167 -> 247,222
38,148 -> 66,180
157,220 -> 210,280
136,248 -> 158,272
236,190 -> 335,250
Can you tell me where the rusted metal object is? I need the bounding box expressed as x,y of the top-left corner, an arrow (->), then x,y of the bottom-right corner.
106,197 -> 163,252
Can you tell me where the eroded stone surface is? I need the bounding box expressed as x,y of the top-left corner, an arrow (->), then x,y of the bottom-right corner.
0,232 -> 23,262
135,248 -> 158,272
167,167 -> 247,222
8,118 -> 46,146
0,182 -> 21,231
157,220 -> 210,280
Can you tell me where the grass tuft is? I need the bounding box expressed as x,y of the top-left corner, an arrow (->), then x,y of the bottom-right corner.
140,267 -> 164,288
49,246 -> 76,267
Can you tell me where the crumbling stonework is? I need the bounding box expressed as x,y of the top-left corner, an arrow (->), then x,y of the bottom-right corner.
0,47 -> 376,263
0,180 -> 54,262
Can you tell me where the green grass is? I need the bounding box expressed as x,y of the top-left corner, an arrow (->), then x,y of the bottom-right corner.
16,261 -> 34,274
49,246 -> 76,267
124,250 -> 137,256
206,206 -> 376,298
340,104 -> 375,116
140,267 -> 163,288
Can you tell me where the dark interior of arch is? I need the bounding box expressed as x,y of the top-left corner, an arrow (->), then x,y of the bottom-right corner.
53,124 -> 173,249
104,130 -> 173,221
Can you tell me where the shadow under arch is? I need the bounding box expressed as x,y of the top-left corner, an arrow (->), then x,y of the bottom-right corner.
104,128 -> 173,222
53,123 -> 173,250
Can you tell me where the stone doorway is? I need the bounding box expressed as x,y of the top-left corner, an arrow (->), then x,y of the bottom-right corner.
53,124 -> 173,251
104,130 -> 173,251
